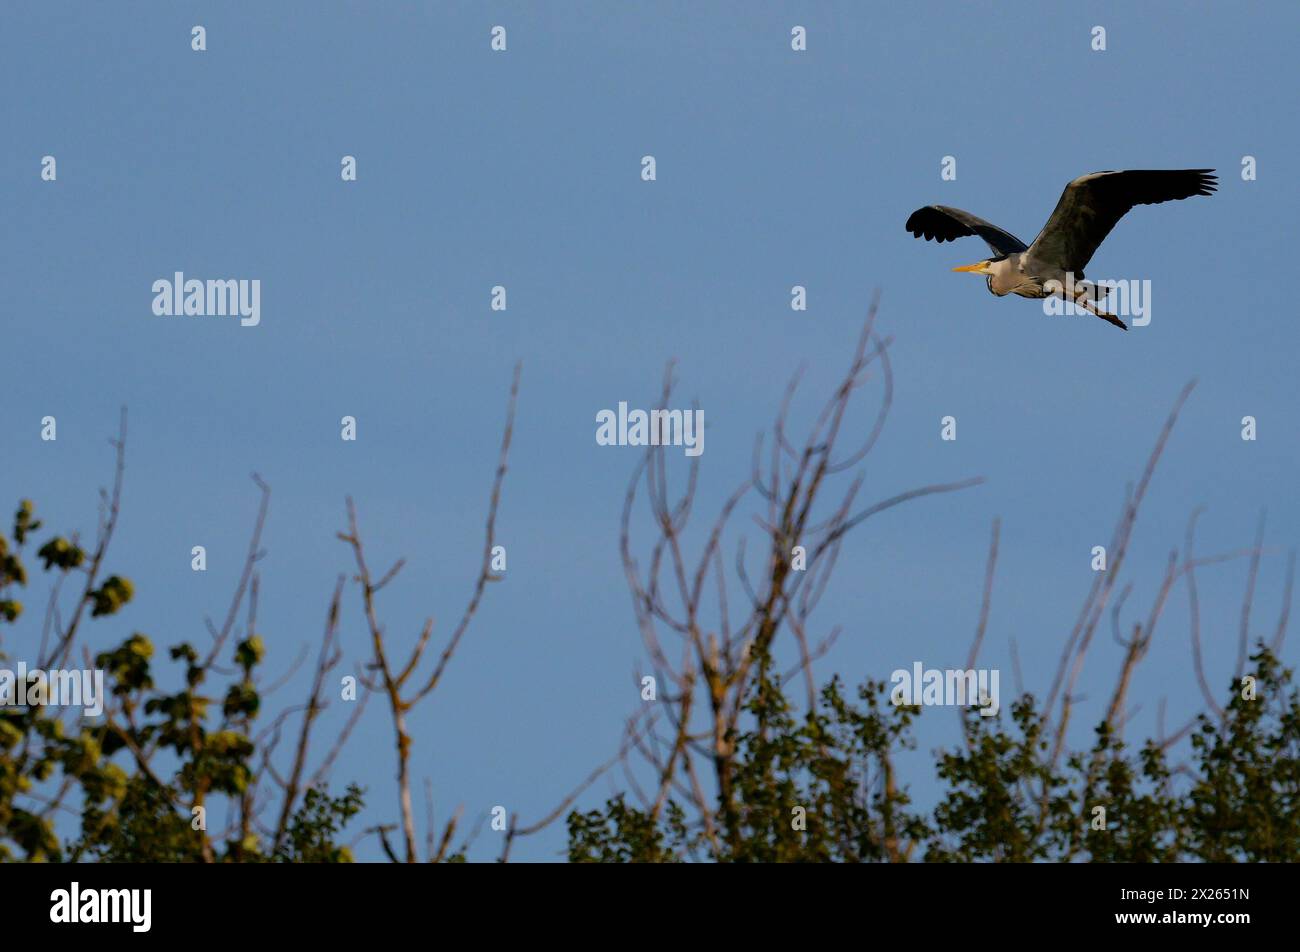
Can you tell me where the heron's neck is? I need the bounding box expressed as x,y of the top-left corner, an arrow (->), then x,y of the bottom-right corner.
986,256 -> 1026,296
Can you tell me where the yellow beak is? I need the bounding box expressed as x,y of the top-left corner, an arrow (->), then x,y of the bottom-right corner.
952,262 -> 988,273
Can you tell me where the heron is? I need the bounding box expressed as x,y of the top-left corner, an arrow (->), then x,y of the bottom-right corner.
905,169 -> 1217,330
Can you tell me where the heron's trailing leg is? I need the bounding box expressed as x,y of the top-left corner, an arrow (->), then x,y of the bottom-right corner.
1075,292 -> 1127,331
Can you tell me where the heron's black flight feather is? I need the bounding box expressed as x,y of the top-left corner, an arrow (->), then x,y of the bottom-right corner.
904,205 -> 1028,257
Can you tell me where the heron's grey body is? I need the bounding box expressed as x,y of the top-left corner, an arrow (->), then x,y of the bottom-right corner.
905,170 -> 1217,330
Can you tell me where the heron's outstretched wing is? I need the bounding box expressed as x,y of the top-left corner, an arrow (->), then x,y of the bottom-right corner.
904,205 -> 1028,257
1026,169 -> 1217,273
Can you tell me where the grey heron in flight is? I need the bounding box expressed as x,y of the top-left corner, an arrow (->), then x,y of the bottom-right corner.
905,169 -> 1216,330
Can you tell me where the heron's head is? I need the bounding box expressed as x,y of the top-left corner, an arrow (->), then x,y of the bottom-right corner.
951,260 -> 994,276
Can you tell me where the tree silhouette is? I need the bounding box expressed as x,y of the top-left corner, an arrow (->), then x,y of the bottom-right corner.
1,318 -> 1294,862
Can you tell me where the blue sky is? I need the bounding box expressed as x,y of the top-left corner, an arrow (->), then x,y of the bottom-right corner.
3,1 -> 1298,860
